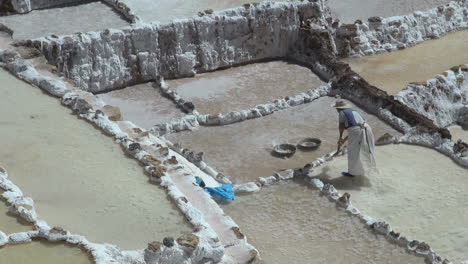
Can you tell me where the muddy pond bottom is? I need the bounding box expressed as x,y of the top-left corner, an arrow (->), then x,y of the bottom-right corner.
0,69 -> 191,250
167,61 -> 324,115
166,96 -> 398,183
0,2 -> 128,40
124,0 -> 280,23
309,144 -> 468,262
327,0 -> 450,24
98,82 -> 186,129
221,182 -> 424,264
0,240 -> 92,264
0,197 -> 32,234
449,125 -> 468,143
343,30 -> 468,95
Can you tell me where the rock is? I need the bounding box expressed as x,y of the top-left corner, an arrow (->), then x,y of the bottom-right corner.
72,98 -> 92,114
147,241 -> 162,252
389,230 -> 400,239
163,237 -> 175,247
13,203 -> 32,211
0,231 -> 7,246
102,105 -> 122,121
376,133 -> 394,145
159,147 -> 170,157
458,107 -> 468,129
231,226 -> 245,239
182,102 -> 195,113
204,9 -> 213,14
415,242 -> 431,254
368,16 -> 383,23
149,165 -> 167,178
177,234 -> 199,249
50,227 -> 67,235
338,192 -> 350,206
128,142 -> 141,152
133,127 -> 143,134
16,46 -> 41,59
165,156 -> 178,165
143,155 -> 162,166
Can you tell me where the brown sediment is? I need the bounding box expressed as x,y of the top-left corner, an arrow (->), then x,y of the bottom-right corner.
167,61 -> 325,115
0,239 -> 93,264
0,69 -> 192,250
221,182 -> 425,264
97,83 -> 186,129
449,126 -> 468,143
0,2 -> 128,40
166,97 -> 398,183
309,144 -> 468,262
342,30 -> 468,95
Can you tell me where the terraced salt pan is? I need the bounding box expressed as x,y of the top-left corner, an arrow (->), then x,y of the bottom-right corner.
0,2 -> 128,40
221,182 -> 424,264
309,144 -> 468,262
123,0 -> 280,23
342,30 -> 468,95
449,125 -> 468,142
327,0 -> 451,24
97,83 -> 185,129
0,196 -> 31,234
167,61 -> 325,115
0,69 -> 191,250
0,240 -> 92,264
166,97 -> 398,183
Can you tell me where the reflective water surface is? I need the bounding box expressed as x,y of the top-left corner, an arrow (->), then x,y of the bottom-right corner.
343,30 -> 468,95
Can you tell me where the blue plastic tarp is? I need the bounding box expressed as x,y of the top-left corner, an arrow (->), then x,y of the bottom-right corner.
205,184 -> 235,200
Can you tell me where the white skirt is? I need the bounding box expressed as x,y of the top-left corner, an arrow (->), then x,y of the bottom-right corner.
347,123 -> 376,176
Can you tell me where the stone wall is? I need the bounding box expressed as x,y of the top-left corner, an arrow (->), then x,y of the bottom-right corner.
290,18 -> 452,138
396,64 -> 468,128
28,1 -> 326,93
332,0 -> 468,57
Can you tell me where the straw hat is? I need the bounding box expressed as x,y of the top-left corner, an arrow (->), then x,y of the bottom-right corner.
332,98 -> 352,109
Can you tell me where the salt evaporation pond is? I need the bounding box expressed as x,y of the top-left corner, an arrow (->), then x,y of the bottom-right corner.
343,30 -> 468,95
309,144 -> 468,262
98,82 -> 186,129
124,0 -> 280,23
0,69 -> 191,249
221,182 -> 424,264
449,125 -> 468,143
327,0 -> 451,24
167,97 -> 398,183
168,61 -> 325,115
0,2 -> 128,40
0,197 -> 32,234
0,240 -> 92,264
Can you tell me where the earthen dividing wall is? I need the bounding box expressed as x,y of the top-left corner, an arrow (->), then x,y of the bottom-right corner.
290,19 -> 452,138
332,0 -> 468,57
30,1 -> 325,93
396,65 -> 468,128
